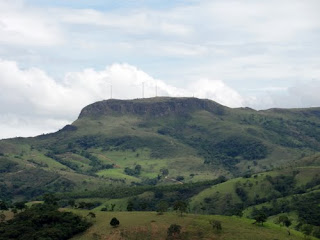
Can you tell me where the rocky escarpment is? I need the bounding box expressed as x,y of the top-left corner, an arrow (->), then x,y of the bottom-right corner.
78,97 -> 227,118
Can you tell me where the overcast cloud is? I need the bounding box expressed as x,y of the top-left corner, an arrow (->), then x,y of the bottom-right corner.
0,0 -> 320,139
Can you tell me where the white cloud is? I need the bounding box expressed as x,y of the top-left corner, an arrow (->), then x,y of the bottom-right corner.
1,58 -> 320,139
157,42 -> 207,56
286,80 -> 320,107
56,8 -> 192,37
0,0 -> 63,46
189,79 -> 244,107
0,59 -> 245,139
244,80 -> 320,110
0,114 -> 69,140
195,0 -> 320,42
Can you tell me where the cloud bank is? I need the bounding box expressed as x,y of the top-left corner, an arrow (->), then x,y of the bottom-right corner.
1,59 -> 320,139
0,59 -> 244,139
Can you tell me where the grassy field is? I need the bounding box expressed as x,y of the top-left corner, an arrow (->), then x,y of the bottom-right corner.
189,167 -> 320,215
69,210 -> 313,240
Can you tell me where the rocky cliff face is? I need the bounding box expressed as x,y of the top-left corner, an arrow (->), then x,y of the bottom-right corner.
78,97 -> 227,118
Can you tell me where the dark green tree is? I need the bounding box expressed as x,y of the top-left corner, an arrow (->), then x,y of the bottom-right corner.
252,209 -> 267,226
87,212 -> 96,219
111,203 -> 116,211
68,199 -> 76,208
11,208 -> 17,215
127,201 -> 134,211
14,201 -> 26,211
173,201 -> 188,217
210,220 -> 222,232
0,213 -> 5,222
277,215 -> 291,235
167,224 -> 181,239
301,224 -> 313,239
110,217 -> 120,228
43,193 -> 59,206
134,165 -> 142,175
160,168 -> 169,177
156,201 -> 169,215
0,201 -> 8,212
0,203 -> 91,240
313,226 -> 320,238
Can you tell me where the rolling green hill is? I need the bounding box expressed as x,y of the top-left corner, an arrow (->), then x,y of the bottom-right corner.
1,97 -> 320,238
1,97 -> 320,200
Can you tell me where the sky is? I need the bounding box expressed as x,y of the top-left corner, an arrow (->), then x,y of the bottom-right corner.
1,0 -> 320,139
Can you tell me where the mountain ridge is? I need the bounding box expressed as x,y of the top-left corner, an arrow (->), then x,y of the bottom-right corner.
78,97 -> 227,119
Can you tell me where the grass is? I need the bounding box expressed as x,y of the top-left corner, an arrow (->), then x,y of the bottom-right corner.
190,167 -> 320,215
190,173 -> 274,210
94,198 -> 131,212
90,148 -> 221,183
295,166 -> 320,185
2,98 -> 320,218
69,210 -> 312,240
1,211 -> 14,221
97,168 -> 141,183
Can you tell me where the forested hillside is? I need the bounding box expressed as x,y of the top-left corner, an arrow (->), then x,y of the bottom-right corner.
1,97 -> 320,239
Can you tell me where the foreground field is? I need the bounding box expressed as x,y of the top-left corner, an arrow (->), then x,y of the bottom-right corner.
70,211 -> 311,240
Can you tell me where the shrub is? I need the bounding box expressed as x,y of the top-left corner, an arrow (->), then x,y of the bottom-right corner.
110,217 -> 120,228
167,224 -> 181,239
210,220 -> 222,232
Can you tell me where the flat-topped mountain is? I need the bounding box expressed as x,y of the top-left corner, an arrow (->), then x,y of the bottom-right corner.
78,97 -> 226,118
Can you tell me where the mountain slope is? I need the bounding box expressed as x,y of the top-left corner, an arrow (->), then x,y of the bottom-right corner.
1,97 -> 320,201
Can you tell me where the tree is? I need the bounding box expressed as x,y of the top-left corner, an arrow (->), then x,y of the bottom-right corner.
43,193 -> 59,206
134,165 -> 142,175
210,220 -> 222,232
68,199 -> 76,208
235,186 -> 248,202
110,217 -> 120,228
87,212 -> 96,219
0,201 -> 8,212
111,204 -> 116,211
156,201 -> 169,215
127,201 -> 134,211
173,201 -> 188,217
229,203 -> 244,217
11,208 -> 17,215
14,201 -> 26,211
283,218 -> 291,236
252,210 -> 267,226
277,215 -> 291,235
0,213 -> 5,222
167,224 -> 181,239
313,226 -> 320,238
160,168 -> 169,177
301,224 -> 313,239
278,215 -> 289,226
0,203 -> 92,240
176,176 -> 184,181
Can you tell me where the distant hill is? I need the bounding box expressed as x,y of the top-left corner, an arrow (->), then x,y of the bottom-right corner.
1,97 -> 320,200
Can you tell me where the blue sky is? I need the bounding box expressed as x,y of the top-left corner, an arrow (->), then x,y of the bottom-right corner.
0,0 -> 320,138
